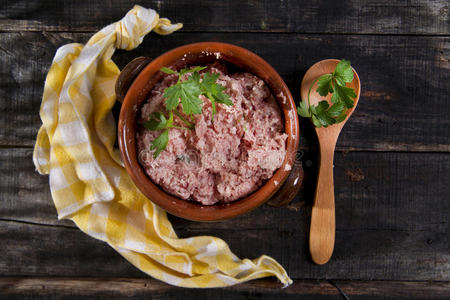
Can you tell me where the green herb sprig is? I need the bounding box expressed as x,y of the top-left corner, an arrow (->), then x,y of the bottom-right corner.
145,66 -> 233,158
297,59 -> 356,128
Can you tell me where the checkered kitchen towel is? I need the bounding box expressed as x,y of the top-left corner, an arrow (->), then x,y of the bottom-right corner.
33,5 -> 292,288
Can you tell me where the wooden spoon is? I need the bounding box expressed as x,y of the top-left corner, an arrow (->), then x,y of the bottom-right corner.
300,59 -> 361,264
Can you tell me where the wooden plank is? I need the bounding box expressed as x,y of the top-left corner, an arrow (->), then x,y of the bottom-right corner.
0,220 -> 143,277
0,32 -> 449,151
1,148 -> 449,280
2,219 -> 448,281
1,278 -> 449,299
336,281 -> 450,299
3,148 -> 449,232
0,0 -> 448,35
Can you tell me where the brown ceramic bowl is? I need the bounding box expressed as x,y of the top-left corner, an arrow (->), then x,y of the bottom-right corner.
118,42 -> 299,221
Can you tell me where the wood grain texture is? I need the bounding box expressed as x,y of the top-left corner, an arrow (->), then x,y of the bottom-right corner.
0,0 -> 449,35
1,0 -> 449,297
1,149 -> 449,280
0,32 -> 449,151
0,278 -> 449,299
309,131 -> 337,265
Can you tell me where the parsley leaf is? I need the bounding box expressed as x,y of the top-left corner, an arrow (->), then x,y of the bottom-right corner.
333,84 -> 356,108
150,129 -> 169,159
160,67 -> 177,75
214,91 -> 233,106
327,101 -> 345,117
333,59 -> 354,85
145,111 -> 189,158
311,115 -> 322,127
316,74 -> 333,96
297,100 -> 311,118
316,114 -> 335,127
200,72 -> 233,117
144,112 -> 171,130
189,70 -> 201,83
310,101 -> 336,128
296,59 -> 357,128
145,66 -> 236,158
314,100 -> 329,114
335,111 -> 347,123
179,80 -> 203,115
164,84 -> 182,110
179,66 -> 206,78
164,78 -> 203,113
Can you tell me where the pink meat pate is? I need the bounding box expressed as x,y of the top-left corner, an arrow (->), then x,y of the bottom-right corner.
137,64 -> 287,205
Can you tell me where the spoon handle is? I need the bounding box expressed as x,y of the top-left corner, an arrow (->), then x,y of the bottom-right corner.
309,135 -> 337,264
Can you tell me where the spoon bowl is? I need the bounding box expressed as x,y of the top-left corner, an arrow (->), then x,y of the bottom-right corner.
301,59 -> 361,124
301,59 -> 360,264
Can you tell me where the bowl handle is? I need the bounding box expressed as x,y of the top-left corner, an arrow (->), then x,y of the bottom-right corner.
115,56 -> 152,103
267,162 -> 304,207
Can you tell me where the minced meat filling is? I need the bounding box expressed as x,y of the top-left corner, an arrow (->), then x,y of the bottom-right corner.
137,64 -> 287,205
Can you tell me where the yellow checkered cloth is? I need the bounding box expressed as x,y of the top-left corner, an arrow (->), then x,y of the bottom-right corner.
32,5 -> 292,288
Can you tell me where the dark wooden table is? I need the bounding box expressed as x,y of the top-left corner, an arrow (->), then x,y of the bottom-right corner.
1,1 -> 449,299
